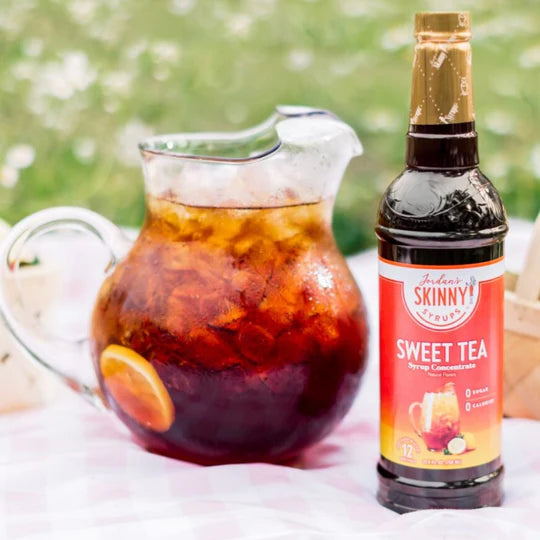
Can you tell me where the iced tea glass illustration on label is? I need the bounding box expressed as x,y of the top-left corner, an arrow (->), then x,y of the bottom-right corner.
408,383 -> 460,451
0,106 -> 369,465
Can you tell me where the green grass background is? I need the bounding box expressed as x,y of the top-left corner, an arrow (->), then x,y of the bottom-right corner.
1,0 -> 539,253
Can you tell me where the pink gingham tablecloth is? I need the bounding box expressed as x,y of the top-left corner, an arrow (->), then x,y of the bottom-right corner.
1,219 -> 540,540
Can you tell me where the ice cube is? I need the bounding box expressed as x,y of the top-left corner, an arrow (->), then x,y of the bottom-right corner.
237,321 -> 275,364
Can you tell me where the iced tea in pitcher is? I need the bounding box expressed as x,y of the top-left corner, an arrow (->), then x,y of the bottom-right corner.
90,195 -> 367,463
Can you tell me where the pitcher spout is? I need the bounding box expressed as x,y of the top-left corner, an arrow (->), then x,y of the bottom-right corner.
274,110 -> 363,201
276,110 -> 363,159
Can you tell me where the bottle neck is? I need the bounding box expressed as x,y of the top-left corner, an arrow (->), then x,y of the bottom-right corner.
406,122 -> 479,170
407,34 -> 477,170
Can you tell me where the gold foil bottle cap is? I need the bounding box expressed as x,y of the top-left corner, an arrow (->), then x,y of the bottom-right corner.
409,11 -> 474,125
415,12 -> 471,41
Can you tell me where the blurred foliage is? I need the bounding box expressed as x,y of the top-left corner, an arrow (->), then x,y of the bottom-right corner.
0,0 -> 539,254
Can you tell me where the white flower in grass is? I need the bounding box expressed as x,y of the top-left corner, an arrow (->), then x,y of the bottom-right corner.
104,99 -> 120,114
531,145 -> 540,179
475,15 -> 535,41
0,166 -> 19,188
103,70 -> 134,96
73,138 -> 96,163
11,60 -> 35,80
286,49 -> 313,71
520,45 -> 540,69
62,51 -> 96,92
340,0 -> 369,17
37,51 -> 96,100
151,42 -> 181,64
225,103 -> 247,124
340,0 -> 391,18
484,155 -> 509,183
251,0 -> 275,18
22,38 -> 43,57
67,0 -> 97,24
42,111 -> 70,133
492,75 -> 518,98
26,91 -> 47,115
153,67 -> 171,81
169,0 -> 195,15
40,65 -> 73,100
485,111 -> 515,135
227,14 -> 253,38
5,144 -> 35,169
331,53 -> 366,77
126,41 -> 148,60
363,110 -> 400,133
117,120 -> 153,167
381,25 -> 412,51
87,17 -> 125,45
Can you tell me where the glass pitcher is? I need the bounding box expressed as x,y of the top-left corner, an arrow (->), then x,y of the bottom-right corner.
0,106 -> 368,464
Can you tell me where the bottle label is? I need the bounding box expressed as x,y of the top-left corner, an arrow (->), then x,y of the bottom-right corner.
379,256 -> 504,469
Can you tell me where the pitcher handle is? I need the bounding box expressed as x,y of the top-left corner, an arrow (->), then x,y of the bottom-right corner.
408,401 -> 423,438
0,207 -> 131,408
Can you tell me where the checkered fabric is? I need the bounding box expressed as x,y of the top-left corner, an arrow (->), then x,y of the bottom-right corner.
1,225 -> 540,539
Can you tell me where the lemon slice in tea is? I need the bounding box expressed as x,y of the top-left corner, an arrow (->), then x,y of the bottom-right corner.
100,344 -> 174,432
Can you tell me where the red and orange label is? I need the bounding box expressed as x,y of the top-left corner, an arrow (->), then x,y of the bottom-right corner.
379,257 -> 504,469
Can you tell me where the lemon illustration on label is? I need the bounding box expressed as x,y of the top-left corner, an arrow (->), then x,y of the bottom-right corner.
447,437 -> 467,455
462,432 -> 476,451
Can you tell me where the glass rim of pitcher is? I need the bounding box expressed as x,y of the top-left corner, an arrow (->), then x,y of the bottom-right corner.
138,135 -> 281,164
137,106 -> 337,164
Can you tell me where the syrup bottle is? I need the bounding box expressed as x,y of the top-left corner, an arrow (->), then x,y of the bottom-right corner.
376,12 -> 508,512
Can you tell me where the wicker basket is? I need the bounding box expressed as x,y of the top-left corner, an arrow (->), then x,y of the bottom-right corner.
504,213 -> 540,419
